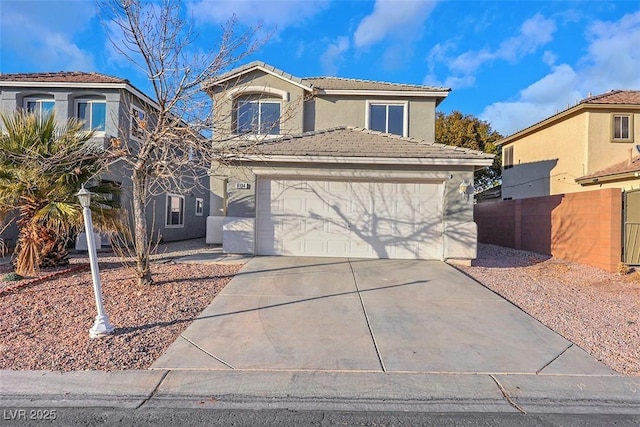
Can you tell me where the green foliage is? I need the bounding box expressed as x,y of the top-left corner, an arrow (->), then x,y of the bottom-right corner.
3,272 -> 23,282
0,111 -> 123,275
435,111 -> 503,190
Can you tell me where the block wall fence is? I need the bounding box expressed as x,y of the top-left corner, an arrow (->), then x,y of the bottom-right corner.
474,188 -> 622,273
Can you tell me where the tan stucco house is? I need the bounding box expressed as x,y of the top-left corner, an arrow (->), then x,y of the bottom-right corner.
498,90 -> 640,200
203,62 -> 494,263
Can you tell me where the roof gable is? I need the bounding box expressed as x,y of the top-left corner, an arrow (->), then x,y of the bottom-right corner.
202,61 -> 313,92
204,61 -> 450,100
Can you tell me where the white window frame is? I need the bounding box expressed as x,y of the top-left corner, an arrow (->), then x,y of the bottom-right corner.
24,98 -> 55,119
131,106 -> 146,141
165,193 -> 185,228
195,198 -> 204,216
235,99 -> 281,135
75,99 -> 107,133
365,100 -> 409,137
612,113 -> 633,142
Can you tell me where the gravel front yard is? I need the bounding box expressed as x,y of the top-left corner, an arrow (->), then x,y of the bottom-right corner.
1,241 -> 638,375
0,241 -> 241,371
456,244 -> 640,376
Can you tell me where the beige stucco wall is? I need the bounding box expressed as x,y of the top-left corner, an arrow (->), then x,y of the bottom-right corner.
586,110 -> 640,173
209,70 -> 307,139
308,96 -> 437,141
502,112 -> 588,199
502,108 -> 640,199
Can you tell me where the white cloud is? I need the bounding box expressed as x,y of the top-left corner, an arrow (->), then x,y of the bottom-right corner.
542,50 -> 557,66
443,75 -> 476,90
353,0 -> 437,48
320,37 -> 350,75
582,10 -> 640,91
449,50 -> 494,75
480,11 -> 640,136
188,0 -> 328,29
449,13 -> 556,75
0,1 -> 95,71
499,13 -> 556,61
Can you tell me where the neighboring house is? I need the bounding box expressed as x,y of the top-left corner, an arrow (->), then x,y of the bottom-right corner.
0,71 -> 208,246
202,62 -> 494,262
498,90 -> 640,200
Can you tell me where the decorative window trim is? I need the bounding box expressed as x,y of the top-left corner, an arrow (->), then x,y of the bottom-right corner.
227,85 -> 289,101
75,99 -> 107,133
130,105 -> 146,141
611,113 -> 633,143
365,100 -> 409,137
165,193 -> 185,228
195,198 -> 204,216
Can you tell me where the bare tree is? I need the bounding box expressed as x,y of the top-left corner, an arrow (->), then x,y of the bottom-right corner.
98,0 -> 269,286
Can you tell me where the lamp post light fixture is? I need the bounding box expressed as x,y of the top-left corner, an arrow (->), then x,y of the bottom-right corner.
77,185 -> 114,338
459,180 -> 474,201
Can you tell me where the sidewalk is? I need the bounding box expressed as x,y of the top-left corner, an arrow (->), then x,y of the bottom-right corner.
1,369 -> 639,414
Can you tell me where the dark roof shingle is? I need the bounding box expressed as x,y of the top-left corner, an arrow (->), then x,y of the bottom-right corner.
0,71 -> 128,84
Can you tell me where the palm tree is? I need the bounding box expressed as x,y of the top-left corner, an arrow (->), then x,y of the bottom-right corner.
0,111 -> 122,276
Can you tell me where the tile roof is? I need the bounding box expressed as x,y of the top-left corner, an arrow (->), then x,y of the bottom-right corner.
205,61 -> 449,93
577,155 -> 640,181
0,71 -> 128,84
232,127 -> 494,161
580,90 -> 640,105
302,77 -> 449,92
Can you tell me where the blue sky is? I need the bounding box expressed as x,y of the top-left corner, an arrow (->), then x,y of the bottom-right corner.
1,0 -> 639,136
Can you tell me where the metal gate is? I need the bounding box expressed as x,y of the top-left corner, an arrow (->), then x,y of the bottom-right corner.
624,189 -> 640,265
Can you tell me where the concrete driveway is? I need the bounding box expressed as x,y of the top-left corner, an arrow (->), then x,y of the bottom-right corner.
152,257 -> 615,375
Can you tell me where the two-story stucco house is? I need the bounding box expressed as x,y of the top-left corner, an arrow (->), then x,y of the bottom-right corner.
202,62 -> 494,263
499,90 -> 640,200
0,71 -> 209,247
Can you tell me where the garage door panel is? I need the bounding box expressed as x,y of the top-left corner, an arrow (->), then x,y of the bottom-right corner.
256,178 -> 444,259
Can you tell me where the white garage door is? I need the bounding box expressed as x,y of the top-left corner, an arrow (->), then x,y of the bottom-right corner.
256,178 -> 445,259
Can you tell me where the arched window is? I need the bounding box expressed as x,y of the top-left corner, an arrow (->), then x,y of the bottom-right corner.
236,98 -> 281,135
228,86 -> 288,136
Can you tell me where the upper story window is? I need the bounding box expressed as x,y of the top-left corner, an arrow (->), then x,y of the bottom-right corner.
236,100 -> 281,135
612,114 -> 633,142
25,98 -> 55,119
367,102 -> 407,136
76,100 -> 106,132
131,106 -> 146,140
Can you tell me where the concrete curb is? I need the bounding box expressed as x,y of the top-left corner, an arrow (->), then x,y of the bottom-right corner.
0,370 -> 168,408
1,370 -> 639,414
